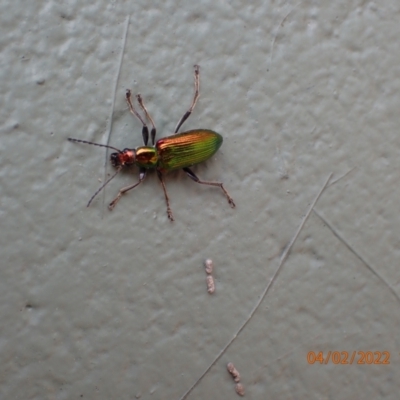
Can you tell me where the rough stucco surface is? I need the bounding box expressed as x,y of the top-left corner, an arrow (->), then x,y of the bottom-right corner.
1,1 -> 400,399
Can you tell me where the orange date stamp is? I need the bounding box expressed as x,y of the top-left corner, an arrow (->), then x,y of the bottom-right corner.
307,351 -> 390,365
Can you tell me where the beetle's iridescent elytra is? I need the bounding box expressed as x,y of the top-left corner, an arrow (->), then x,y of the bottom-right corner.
68,65 -> 235,221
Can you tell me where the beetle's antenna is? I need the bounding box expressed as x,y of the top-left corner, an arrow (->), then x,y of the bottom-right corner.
68,138 -> 122,153
87,168 -> 122,207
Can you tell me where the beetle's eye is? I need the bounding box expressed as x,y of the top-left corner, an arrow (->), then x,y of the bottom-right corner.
110,153 -> 121,167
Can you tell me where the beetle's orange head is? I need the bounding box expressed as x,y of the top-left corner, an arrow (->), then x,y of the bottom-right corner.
110,149 -> 136,168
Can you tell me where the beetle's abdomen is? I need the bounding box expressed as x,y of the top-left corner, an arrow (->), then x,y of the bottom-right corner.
156,129 -> 223,172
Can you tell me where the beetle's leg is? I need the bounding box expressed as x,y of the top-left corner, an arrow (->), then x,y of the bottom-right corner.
136,94 -> 157,145
174,65 -> 200,133
87,167 -> 121,207
126,89 -> 150,146
108,168 -> 147,210
183,167 -> 235,208
157,170 -> 174,222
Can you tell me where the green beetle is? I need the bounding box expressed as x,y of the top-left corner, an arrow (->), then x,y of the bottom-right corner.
68,65 -> 235,221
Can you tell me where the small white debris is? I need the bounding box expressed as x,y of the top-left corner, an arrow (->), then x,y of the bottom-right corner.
204,258 -> 213,274
235,383 -> 245,396
206,275 -> 215,294
227,362 -> 241,383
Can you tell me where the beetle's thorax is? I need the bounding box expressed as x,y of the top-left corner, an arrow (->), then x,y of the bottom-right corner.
135,146 -> 158,168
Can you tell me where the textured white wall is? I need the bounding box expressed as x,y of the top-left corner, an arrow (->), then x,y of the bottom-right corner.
1,1 -> 399,399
